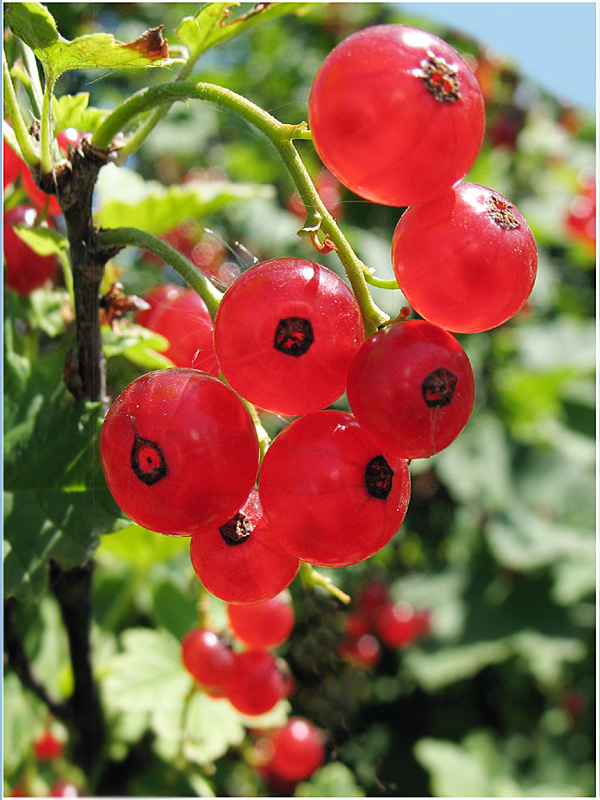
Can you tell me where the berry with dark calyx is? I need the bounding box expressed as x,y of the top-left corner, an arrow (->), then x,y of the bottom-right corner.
226,650 -> 288,716
347,320 -> 475,460
374,601 -> 431,648
181,627 -> 237,690
259,410 -> 411,567
226,592 -> 295,649
3,205 -> 59,295
190,490 -> 300,605
136,284 -> 219,375
260,717 -> 326,782
391,182 -> 538,333
309,24 -> 485,207
213,258 -> 364,416
100,369 -> 260,535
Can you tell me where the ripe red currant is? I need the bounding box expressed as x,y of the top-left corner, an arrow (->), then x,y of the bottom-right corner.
33,730 -> 64,760
3,137 -> 61,215
373,601 -> 431,648
189,490 -> 300,605
259,410 -> 411,567
136,284 -> 219,374
392,182 -> 538,333
339,632 -> 382,669
262,717 -> 326,782
3,205 -> 59,295
226,592 -> 295,649
226,650 -> 288,716
309,25 -> 485,207
181,627 -> 237,689
346,320 -> 475,460
213,258 -> 364,416
100,369 -> 260,535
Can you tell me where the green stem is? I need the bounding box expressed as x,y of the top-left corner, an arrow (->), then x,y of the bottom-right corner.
21,41 -> 44,117
92,80 -> 387,334
96,227 -> 223,319
39,74 -> 56,175
298,561 -> 351,605
2,48 -> 39,167
364,273 -> 400,290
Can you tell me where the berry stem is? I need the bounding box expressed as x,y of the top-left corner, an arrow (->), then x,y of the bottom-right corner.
2,48 -> 40,168
92,80 -> 389,335
298,562 -> 351,605
96,227 -> 223,319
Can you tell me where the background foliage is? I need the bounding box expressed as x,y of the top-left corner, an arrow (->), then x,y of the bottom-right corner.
3,2 -> 596,797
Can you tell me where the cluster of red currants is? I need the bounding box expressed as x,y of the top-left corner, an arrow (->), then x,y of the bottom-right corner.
181,593 -> 295,716
101,23 -> 537,609
339,579 -> 430,669
8,728 -> 80,797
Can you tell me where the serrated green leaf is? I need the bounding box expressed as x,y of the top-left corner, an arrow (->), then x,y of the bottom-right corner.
95,164 -> 274,236
102,627 -> 192,715
52,93 -> 109,135
296,763 -> 366,797
183,693 -> 245,766
176,2 -> 312,62
3,349 -> 126,600
6,2 -> 179,84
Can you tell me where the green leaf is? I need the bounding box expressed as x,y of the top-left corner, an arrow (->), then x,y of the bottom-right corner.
5,2 -> 180,84
4,2 -> 59,49
296,763 -> 366,797
98,523 -> 190,571
176,2 -> 312,63
3,346 -> 126,600
101,322 -> 173,370
52,93 -> 109,135
12,223 -> 69,259
182,693 -> 245,766
102,627 -> 192,715
95,165 -> 274,236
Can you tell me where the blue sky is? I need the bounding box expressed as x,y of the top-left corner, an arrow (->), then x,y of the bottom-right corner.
397,2 -> 597,112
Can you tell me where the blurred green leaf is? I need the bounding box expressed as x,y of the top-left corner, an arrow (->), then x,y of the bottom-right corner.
12,223 -> 69,259
98,523 -> 190,570
182,693 -> 245,766
101,322 -> 173,370
95,164 -> 275,236
296,762 -> 366,797
52,93 -> 109,135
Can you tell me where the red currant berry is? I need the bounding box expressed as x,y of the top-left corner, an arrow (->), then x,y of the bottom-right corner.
33,729 -> 64,760
264,717 -> 326,782
226,650 -> 288,716
392,182 -> 538,333
56,127 -> 83,156
259,410 -> 411,567
3,139 -> 21,188
374,601 -> 430,647
226,592 -> 295,649
339,632 -> 382,669
288,170 -> 344,221
3,137 -> 61,216
213,258 -> 364,416
190,490 -> 300,605
565,177 -> 596,256
100,369 -> 260,535
347,320 -> 475,460
356,578 -> 391,616
309,25 -> 485,207
136,284 -> 219,375
181,627 -> 237,689
3,205 -> 59,295
49,781 -> 80,797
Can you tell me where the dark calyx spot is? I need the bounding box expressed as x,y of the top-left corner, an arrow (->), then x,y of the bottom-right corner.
365,455 -> 394,500
421,54 -> 462,102
422,367 -> 458,407
131,432 -> 167,486
274,317 -> 314,357
487,194 -> 520,229
220,513 -> 254,546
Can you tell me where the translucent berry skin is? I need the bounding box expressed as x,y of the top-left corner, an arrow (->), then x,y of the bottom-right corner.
226,592 -> 295,649
213,258 -> 364,416
190,490 -> 300,605
309,25 -> 485,207
392,182 -> 538,333
259,410 -> 411,567
347,320 -> 475,460
4,205 -> 58,295
373,601 -> 431,648
136,284 -> 219,375
100,369 -> 259,535
265,717 -> 325,781
226,650 -> 288,716
181,627 -> 237,689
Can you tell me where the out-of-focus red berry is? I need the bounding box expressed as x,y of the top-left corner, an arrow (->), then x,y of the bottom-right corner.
34,729 -> 64,760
